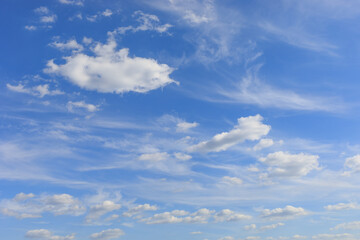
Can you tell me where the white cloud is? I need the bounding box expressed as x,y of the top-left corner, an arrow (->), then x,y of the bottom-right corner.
157,114 -> 198,133
244,224 -> 257,231
325,202 -> 360,211
102,9 -> 113,17
261,205 -> 308,220
189,115 -> 270,153
260,222 -> 284,231
259,151 -> 320,178
40,15 -> 57,23
122,204 -> 157,218
7,83 -> 64,98
213,209 -> 251,222
190,231 -> 203,235
45,40 -> 177,94
344,155 -> 360,174
331,221 -> 360,231
25,229 -> 75,240
34,7 -> 49,14
111,11 -> 172,35
259,22 -> 336,54
0,193 -> 85,219
221,176 -> 243,185
67,101 -> 98,113
50,39 -> 84,52
59,0 -> 84,6
253,139 -> 274,151
14,193 -> 35,201
138,152 -> 169,162
312,233 -> 355,240
173,152 -> 192,161
214,65 -> 340,111
176,121 -> 199,132
218,237 -> 234,240
141,208 -> 214,224
85,201 -> 121,223
25,25 -> 37,31
90,229 -> 124,240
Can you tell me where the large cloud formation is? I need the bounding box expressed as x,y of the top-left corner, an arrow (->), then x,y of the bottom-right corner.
45,40 -> 177,94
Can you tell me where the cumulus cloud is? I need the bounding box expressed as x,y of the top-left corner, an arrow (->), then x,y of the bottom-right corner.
213,209 -> 251,222
50,39 -> 84,52
189,115 -> 270,153
141,208 -> 214,224
259,151 -> 320,178
14,193 -> 35,201
85,201 -> 121,223
111,11 -> 172,35
25,229 -> 75,240
261,205 -> 308,220
325,202 -> 360,211
90,229 -> 124,240
344,155 -> 360,175
67,101 -> 98,113
7,83 -> 64,98
45,40 -> 177,94
0,193 -> 85,219
253,139 -> 274,151
122,204 -> 157,218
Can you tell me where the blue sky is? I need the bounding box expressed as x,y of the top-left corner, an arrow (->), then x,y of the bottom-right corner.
2,0 -> 360,239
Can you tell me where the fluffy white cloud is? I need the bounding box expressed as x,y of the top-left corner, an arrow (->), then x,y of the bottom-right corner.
90,229 -> 124,240
259,151 -> 320,178
59,0 -> 84,6
190,115 -> 270,153
331,221 -> 360,230
50,39 -> 84,52
344,155 -> 360,174
85,201 -> 121,223
102,9 -> 113,17
214,209 -> 251,222
25,229 -> 75,240
325,202 -> 360,211
0,193 -> 85,219
45,40 -> 177,94
122,204 -> 157,218
14,193 -> 35,201
67,101 -> 98,113
261,205 -> 308,220
253,139 -> 274,151
7,83 -> 64,98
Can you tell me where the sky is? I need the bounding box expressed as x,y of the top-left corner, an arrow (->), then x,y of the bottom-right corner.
2,0 -> 360,239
